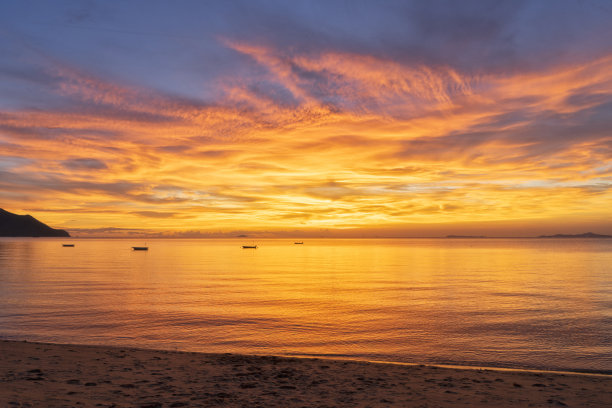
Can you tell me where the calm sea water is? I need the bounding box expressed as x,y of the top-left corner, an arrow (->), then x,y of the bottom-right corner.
0,238 -> 610,373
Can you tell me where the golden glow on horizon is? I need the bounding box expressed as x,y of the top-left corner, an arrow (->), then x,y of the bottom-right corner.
1,44 -> 611,236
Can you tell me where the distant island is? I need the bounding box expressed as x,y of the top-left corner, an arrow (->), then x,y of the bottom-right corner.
444,233 -> 612,239
0,208 -> 70,237
538,232 -> 612,239
446,235 -> 487,239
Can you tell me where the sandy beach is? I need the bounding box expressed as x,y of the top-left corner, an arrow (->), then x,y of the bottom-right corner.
1,340 -> 610,407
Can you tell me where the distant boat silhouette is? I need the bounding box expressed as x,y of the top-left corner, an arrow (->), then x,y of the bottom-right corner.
62,244 -> 75,247
294,242 -> 304,244
132,245 -> 148,251
242,244 -> 257,248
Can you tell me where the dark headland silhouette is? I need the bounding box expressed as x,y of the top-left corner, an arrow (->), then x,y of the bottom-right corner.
538,232 -> 612,238
0,208 -> 70,237
446,235 -> 487,238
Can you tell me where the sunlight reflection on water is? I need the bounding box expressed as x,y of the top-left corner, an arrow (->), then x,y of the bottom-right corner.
0,237 -> 610,372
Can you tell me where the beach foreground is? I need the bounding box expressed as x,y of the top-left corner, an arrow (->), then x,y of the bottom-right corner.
1,340 -> 610,407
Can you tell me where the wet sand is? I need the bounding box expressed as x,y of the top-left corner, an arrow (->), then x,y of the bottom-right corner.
1,340 -> 610,407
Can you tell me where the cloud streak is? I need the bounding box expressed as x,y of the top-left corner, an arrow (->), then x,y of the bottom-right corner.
0,1 -> 611,236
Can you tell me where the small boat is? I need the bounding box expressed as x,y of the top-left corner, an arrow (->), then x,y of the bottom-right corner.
242,245 -> 257,249
132,246 -> 148,251
294,242 -> 304,244
62,244 -> 75,247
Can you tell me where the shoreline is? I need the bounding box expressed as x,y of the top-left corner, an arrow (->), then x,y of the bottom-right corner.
2,340 -> 611,407
283,353 -> 612,377
5,338 -> 610,377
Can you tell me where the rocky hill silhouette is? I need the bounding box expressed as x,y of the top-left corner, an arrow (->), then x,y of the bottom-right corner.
0,208 -> 70,237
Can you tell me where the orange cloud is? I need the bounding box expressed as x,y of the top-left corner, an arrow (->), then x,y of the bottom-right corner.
1,44 -> 611,236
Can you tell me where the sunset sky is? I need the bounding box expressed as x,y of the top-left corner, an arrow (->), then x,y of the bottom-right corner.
1,0 -> 612,237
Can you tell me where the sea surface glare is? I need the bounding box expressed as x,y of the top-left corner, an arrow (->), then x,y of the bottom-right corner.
0,238 -> 610,373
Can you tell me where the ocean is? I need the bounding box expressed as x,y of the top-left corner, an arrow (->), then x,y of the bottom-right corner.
0,237 -> 610,373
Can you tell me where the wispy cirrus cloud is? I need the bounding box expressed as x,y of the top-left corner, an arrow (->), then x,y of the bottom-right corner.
1,1 -> 611,235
